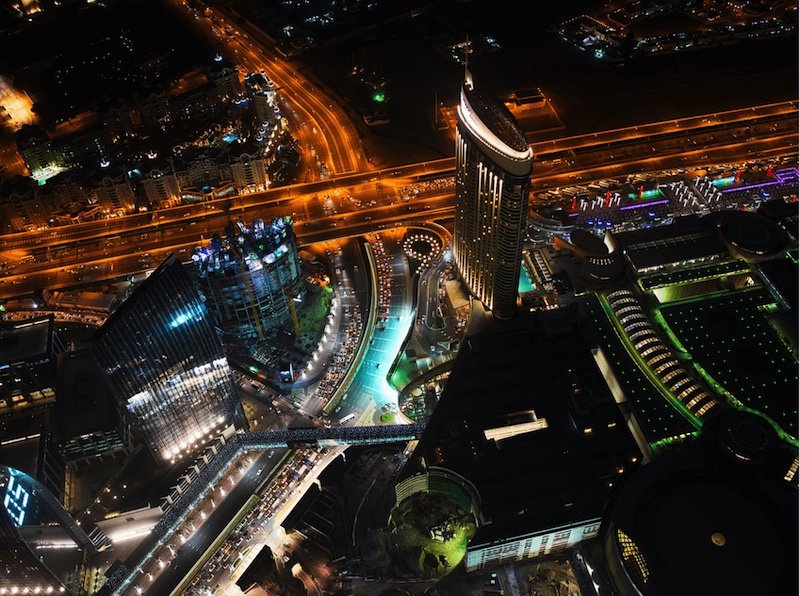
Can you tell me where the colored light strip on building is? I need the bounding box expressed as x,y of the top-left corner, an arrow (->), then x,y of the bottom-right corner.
711,176 -> 736,188
720,167 -> 798,194
619,199 -> 669,211
626,189 -> 663,200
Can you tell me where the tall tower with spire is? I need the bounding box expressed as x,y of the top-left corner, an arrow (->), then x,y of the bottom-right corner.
453,71 -> 533,319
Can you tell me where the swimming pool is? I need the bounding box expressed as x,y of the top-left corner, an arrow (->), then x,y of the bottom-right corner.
518,265 -> 535,294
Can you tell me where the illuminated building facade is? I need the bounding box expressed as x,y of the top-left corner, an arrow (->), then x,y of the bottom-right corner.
140,157 -> 181,208
0,466 -> 92,594
92,255 -> 244,461
228,142 -> 269,193
453,71 -> 532,320
15,125 -> 68,184
244,71 -> 279,125
192,217 -> 304,342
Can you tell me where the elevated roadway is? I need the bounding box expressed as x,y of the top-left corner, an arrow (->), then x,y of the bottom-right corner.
0,107 -> 797,299
101,423 -> 423,595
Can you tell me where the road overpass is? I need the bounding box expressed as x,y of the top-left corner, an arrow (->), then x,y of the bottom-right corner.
0,105 -> 797,300
0,100 -> 795,253
99,423 -> 424,595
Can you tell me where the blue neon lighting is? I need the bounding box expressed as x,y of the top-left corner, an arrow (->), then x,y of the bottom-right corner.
168,306 -> 202,329
4,476 -> 29,527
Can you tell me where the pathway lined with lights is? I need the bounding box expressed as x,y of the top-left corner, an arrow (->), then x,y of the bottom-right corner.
103,423 -> 423,595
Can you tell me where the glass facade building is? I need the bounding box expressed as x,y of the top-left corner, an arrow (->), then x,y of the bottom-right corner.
92,255 -> 244,461
192,217 -> 304,342
454,70 -> 532,320
1,465 -> 92,594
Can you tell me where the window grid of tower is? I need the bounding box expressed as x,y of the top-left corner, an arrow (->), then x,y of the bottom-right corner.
193,217 -> 304,341
453,72 -> 532,320
93,256 -> 241,460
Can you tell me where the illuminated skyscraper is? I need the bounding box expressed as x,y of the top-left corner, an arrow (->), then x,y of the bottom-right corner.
192,217 -> 304,342
453,71 -> 532,319
92,255 -> 244,461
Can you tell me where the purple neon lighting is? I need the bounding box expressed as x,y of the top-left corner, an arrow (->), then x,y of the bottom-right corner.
720,167 -> 799,194
619,199 -> 669,211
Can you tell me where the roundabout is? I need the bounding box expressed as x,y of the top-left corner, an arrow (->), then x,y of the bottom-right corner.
402,231 -> 442,275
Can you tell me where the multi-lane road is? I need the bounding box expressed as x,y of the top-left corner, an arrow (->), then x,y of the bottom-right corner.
2,98 -> 795,250
1,101 -> 797,300
1,8 -> 793,594
179,0 -> 369,180
118,449 -> 282,596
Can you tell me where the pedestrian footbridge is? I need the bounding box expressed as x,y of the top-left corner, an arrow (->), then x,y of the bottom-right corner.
245,422 -> 426,448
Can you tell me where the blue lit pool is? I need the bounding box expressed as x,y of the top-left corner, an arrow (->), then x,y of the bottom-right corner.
519,265 -> 535,294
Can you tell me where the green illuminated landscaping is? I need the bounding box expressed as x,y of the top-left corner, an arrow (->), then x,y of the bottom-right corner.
389,354 -> 413,393
388,492 -> 477,578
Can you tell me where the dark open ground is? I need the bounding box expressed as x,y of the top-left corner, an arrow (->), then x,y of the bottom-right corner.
287,0 -> 798,167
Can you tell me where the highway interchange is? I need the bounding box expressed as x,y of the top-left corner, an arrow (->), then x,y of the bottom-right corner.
1,98 -> 796,299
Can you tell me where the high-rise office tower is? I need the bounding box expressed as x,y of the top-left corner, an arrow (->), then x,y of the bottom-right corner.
92,255 -> 244,461
453,70 -> 532,320
192,217 -> 304,342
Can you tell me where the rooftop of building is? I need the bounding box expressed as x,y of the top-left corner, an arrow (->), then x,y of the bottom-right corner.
86,164 -> 129,184
92,253 -> 183,343
0,174 -> 37,195
577,294 -> 697,448
405,304 -> 641,546
758,196 -> 800,228
658,286 -> 798,439
192,217 -> 296,277
0,316 -> 53,364
717,210 -> 791,256
244,71 -> 275,91
172,144 -> 227,167
138,154 -> 174,174
611,214 -> 729,272
603,409 -> 798,596
45,289 -> 119,313
0,436 -> 42,481
53,349 -> 119,444
206,54 -> 237,75
227,139 -> 262,159
612,213 -> 708,247
461,75 -> 529,154
0,319 -> 56,426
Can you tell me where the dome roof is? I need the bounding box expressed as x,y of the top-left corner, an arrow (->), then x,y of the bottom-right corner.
603,447 -> 796,596
717,211 -> 789,256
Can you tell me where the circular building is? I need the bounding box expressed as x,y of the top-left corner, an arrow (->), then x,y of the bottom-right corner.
192,217 -> 305,342
552,229 -> 624,282
388,468 -> 480,578
716,211 -> 789,258
600,439 -> 797,596
703,409 -> 782,467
